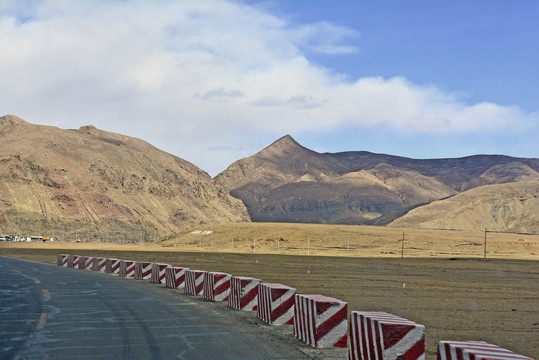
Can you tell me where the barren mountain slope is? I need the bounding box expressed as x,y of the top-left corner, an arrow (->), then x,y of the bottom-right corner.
241,163 -> 458,224
215,135 -> 349,223
330,152 -> 539,190
461,161 -> 539,190
216,135 -> 538,226
390,181 -> 539,233
215,135 -> 344,189
0,115 -> 249,240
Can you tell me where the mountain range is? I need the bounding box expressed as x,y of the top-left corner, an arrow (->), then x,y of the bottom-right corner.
1,115 -> 538,238
216,135 -> 538,232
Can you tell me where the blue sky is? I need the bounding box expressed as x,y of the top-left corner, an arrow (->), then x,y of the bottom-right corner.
276,0 -> 539,111
270,0 -> 538,110
1,0 -> 537,175
258,0 -> 539,156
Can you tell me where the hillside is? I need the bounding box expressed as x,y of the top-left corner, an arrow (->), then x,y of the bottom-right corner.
390,181 -> 539,233
0,115 -> 249,241
216,135 -> 539,229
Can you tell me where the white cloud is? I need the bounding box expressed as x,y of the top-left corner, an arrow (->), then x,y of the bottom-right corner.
0,0 -> 536,175
292,21 -> 360,54
194,87 -> 245,101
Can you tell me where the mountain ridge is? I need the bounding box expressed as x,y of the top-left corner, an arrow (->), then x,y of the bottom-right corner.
2,116 -> 537,238
0,115 -> 249,241
216,135 -> 539,231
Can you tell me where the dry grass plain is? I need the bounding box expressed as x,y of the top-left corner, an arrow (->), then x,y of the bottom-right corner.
1,223 -> 538,359
164,223 -> 539,259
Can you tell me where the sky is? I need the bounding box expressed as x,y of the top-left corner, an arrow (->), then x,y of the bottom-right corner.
1,0 -> 538,176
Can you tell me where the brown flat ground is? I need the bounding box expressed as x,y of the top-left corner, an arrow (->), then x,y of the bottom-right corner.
1,224 -> 538,359
165,223 -> 539,259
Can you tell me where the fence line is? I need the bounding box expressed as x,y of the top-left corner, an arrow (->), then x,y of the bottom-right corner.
3,226 -> 537,259
165,231 -> 538,259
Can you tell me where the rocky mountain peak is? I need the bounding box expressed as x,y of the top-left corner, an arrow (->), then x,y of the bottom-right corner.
0,114 -> 30,127
258,134 -> 315,159
79,125 -> 98,132
272,134 -> 301,147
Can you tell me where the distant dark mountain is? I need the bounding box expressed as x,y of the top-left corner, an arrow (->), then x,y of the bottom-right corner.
0,115 -> 249,241
215,135 -> 539,229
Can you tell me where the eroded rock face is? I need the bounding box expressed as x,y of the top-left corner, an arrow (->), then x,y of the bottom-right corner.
216,135 -> 539,229
0,115 -> 249,241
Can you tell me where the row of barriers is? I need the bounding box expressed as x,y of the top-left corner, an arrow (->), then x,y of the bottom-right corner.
57,254 -> 533,360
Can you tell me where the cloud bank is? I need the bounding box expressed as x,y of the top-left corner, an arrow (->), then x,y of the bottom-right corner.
1,0 -> 536,175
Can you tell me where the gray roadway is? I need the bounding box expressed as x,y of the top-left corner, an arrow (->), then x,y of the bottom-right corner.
0,256 -> 333,360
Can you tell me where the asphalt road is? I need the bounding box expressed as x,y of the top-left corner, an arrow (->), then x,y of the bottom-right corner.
0,256 -> 338,360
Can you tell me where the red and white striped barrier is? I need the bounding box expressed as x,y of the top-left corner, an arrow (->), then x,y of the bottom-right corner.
76,256 -> 85,269
105,258 -> 121,275
257,283 -> 296,326
92,257 -> 107,272
134,261 -> 152,280
150,263 -> 170,284
184,270 -> 206,296
67,255 -> 80,268
203,272 -> 232,302
57,254 -> 69,267
228,276 -> 261,311
349,311 -> 425,360
437,341 -> 533,360
165,267 -> 189,291
79,256 -> 93,270
83,256 -> 94,270
294,294 -> 348,348
67,254 -> 74,268
119,260 -> 135,278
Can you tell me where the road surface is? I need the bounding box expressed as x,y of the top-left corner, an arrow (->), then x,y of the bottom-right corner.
0,256 -> 339,359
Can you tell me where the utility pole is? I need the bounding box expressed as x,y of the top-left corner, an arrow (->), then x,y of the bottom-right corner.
401,232 -> 405,259
484,229 -> 487,261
